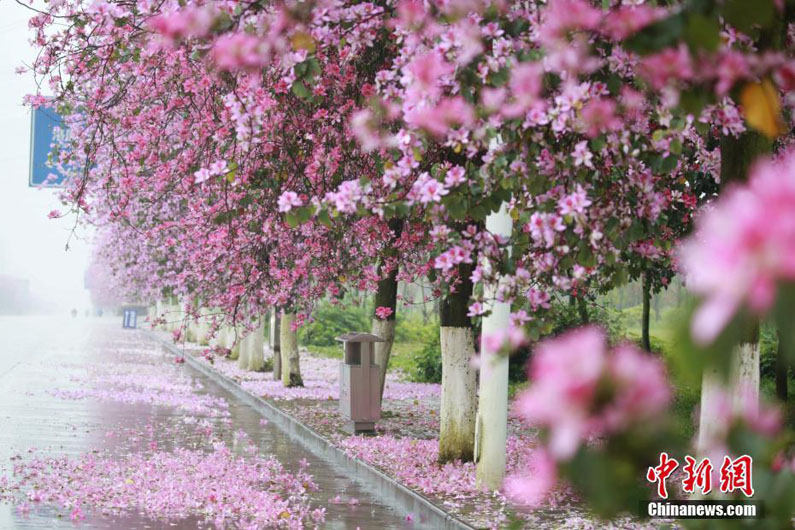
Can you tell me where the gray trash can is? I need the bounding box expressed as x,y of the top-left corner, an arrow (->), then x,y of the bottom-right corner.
337,332 -> 384,433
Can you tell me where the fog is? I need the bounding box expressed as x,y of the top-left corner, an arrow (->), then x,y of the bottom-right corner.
0,1 -> 91,313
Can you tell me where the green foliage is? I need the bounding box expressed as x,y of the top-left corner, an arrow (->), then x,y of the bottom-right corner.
408,331 -> 443,383
262,355 -> 273,372
390,312 -> 443,383
394,311 -> 437,343
760,322 -> 779,379
548,299 -> 626,343
509,299 -> 626,382
299,302 -> 369,347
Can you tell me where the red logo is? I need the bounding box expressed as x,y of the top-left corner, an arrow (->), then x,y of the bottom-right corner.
646,453 -> 754,498
682,456 -> 713,495
646,452 -> 679,499
719,455 -> 754,497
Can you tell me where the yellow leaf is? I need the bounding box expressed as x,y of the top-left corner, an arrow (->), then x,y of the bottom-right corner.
291,32 -> 315,53
740,79 -> 785,139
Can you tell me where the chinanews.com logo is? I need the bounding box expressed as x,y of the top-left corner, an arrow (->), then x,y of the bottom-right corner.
642,452 -> 762,519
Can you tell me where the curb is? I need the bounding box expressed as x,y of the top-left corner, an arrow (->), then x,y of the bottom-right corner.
148,331 -> 477,530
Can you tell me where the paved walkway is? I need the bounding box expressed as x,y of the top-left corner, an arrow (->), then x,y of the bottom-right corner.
0,315 -> 409,529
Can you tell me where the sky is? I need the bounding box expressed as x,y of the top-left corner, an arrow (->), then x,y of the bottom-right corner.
0,0 -> 92,311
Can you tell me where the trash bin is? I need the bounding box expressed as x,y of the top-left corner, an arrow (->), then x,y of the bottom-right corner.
337,332 -> 384,433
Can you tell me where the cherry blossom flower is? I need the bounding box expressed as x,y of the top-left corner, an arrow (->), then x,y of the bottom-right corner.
375,306 -> 394,319
681,149 -> 795,344
557,185 -> 592,216
571,141 -> 594,168
514,326 -> 670,460
193,167 -> 212,184
278,191 -> 303,213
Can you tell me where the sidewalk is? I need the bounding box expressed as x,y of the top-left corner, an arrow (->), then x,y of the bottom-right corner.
0,316 -> 410,529
163,331 -> 661,530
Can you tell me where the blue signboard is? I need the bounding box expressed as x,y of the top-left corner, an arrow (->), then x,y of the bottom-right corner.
29,106 -> 71,187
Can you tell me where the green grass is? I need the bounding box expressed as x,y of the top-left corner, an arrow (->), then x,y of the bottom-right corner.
620,304 -> 700,439
621,304 -> 683,346
304,340 -> 428,377
305,303 -> 795,436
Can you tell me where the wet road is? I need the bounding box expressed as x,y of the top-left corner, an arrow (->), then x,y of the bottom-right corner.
0,315 -> 407,529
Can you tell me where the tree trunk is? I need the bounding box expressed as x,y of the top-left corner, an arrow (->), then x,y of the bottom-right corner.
775,331 -> 788,402
270,311 -> 281,380
438,262 -> 477,464
197,308 -> 210,346
372,270 -> 398,403
698,338 -> 760,452
698,130 -> 770,452
577,297 -> 589,324
238,318 -> 265,371
420,282 -> 431,324
440,325 -> 477,463
475,202 -> 512,490
237,326 -> 250,367
371,218 -> 402,402
641,271 -> 651,352
372,318 -> 396,401
226,325 -> 240,360
280,312 -> 303,387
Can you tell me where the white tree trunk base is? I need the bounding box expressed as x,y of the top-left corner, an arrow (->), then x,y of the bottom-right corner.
280,313 -> 303,387
439,326 -> 477,463
238,320 -> 265,371
698,342 -> 759,453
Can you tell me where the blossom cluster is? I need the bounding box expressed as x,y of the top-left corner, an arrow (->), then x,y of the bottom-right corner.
508,326 -> 671,506
681,148 -> 795,344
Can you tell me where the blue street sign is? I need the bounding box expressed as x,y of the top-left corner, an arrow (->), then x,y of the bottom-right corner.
123,309 -> 138,329
29,106 -> 71,187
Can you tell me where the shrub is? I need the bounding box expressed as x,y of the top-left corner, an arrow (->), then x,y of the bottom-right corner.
509,299 -> 627,382
409,331 -> 442,383
760,322 -> 778,379
298,302 -> 369,347
395,311 -> 438,343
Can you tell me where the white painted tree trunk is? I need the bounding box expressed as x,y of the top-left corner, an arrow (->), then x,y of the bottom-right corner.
229,326 -> 240,360
237,327 -> 251,368
475,202 -> 512,490
371,317 -> 396,402
165,302 -> 176,331
731,342 -> 760,410
238,319 -> 265,371
270,312 -> 281,380
197,309 -> 210,346
280,312 -> 303,387
170,302 -> 183,332
186,312 -> 199,343
219,325 -> 240,360
697,341 -> 759,453
439,326 -> 478,463
154,301 -> 163,330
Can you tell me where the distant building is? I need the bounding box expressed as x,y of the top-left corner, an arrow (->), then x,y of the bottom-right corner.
0,275 -> 33,314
